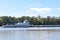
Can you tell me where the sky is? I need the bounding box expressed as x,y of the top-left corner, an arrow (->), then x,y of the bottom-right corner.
0,0 -> 60,17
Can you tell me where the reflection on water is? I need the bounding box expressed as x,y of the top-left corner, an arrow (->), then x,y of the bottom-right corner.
0,30 -> 41,40
0,28 -> 60,40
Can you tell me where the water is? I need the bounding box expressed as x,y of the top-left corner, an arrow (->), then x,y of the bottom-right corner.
0,27 -> 60,40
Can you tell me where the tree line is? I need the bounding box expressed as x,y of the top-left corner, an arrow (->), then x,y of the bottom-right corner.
0,16 -> 60,26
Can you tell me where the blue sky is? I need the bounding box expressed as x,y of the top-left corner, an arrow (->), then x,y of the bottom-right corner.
0,0 -> 60,17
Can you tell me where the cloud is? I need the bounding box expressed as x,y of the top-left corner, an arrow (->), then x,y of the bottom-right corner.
26,10 -> 37,16
29,8 -> 52,13
57,8 -> 60,10
26,8 -> 52,15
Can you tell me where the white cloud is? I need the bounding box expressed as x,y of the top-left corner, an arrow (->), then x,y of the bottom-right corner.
26,10 -> 30,13
29,8 -> 52,13
25,8 -> 52,17
26,10 -> 36,16
57,8 -> 60,10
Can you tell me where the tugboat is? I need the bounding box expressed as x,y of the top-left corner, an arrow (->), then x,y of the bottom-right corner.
3,20 -> 31,28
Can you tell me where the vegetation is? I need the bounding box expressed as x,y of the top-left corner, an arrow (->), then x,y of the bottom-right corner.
0,16 -> 60,26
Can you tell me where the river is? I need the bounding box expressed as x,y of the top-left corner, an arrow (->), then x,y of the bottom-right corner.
0,27 -> 60,40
